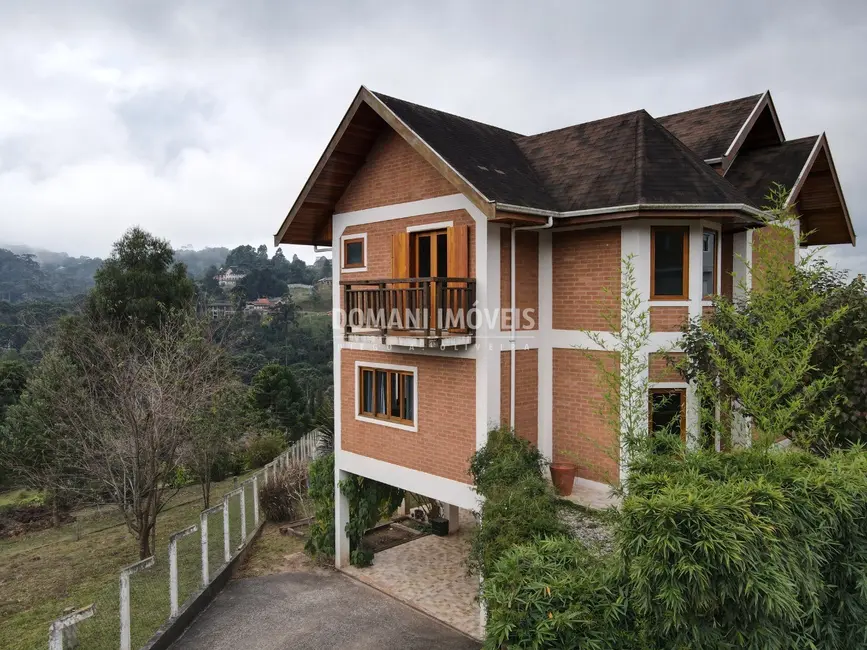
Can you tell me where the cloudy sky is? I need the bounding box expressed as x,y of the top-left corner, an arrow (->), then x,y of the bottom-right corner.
1,1 -> 865,274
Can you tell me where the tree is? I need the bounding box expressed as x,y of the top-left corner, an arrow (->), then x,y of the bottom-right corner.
200,264 -> 224,298
87,227 -> 195,329
680,185 -> 848,451
0,358 -> 28,426
1,314 -> 235,558
249,364 -> 310,441
236,267 -> 286,299
186,382 -> 249,507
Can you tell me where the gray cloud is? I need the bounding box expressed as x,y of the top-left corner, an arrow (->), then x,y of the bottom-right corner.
0,0 -> 864,274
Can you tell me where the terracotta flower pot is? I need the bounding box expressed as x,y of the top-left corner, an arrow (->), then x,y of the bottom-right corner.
550,462 -> 577,496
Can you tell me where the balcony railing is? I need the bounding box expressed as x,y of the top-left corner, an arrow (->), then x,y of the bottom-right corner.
341,277 -> 476,342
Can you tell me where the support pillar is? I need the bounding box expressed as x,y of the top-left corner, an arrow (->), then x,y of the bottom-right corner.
335,468 -> 351,568
445,503 -> 461,534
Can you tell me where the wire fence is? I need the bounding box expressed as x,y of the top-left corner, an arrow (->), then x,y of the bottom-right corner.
48,431 -> 319,650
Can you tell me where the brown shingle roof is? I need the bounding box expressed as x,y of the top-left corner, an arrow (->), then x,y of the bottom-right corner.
374,93 -> 756,213
724,136 -> 819,206
515,110 -> 755,211
657,94 -> 762,161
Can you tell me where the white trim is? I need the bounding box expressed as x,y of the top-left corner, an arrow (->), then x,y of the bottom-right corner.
338,450 -> 480,511
340,233 -> 368,273
648,300 -> 691,307
648,381 -> 689,390
354,360 -> 418,433
704,157 -> 723,165
406,220 -> 454,233
335,194 -> 469,227
494,201 -> 765,220
724,92 -> 768,159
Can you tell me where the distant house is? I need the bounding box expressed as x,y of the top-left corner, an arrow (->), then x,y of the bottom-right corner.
206,301 -> 235,319
214,268 -> 246,288
245,297 -> 283,313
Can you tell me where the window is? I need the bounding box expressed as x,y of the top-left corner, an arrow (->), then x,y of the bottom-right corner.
651,227 -> 689,299
702,230 -> 718,298
649,389 -> 686,442
342,236 -> 365,269
359,365 -> 415,426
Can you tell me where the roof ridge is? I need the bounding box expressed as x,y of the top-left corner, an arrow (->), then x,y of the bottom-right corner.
634,111 -> 647,203
370,90 -> 525,138
657,93 -> 764,120
516,109 -> 648,142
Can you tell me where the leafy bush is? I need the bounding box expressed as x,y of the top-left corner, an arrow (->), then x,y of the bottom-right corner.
620,448 -> 867,649
469,426 -> 566,578
484,538 -> 634,649
338,474 -> 403,567
244,432 -> 286,469
305,452 -> 335,560
259,460 -> 308,522
166,465 -> 194,488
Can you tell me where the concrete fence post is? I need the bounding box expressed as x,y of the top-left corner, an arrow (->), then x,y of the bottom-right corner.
239,484 -> 247,544
200,511 -> 209,587
120,556 -> 154,650
49,604 -> 95,650
222,493 -> 231,563
253,475 -> 260,527
169,525 -> 198,618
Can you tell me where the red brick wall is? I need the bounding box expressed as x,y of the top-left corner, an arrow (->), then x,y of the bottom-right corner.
341,349 -> 476,484
336,129 -> 456,213
649,306 -> 689,332
552,349 -> 620,483
649,352 -> 685,382
500,349 -> 539,445
340,210 -> 475,283
552,227 -> 621,331
500,230 -> 539,330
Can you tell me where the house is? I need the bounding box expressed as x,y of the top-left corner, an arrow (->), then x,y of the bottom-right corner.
245,297 -> 282,313
274,87 -> 854,568
205,300 -> 235,319
214,267 -> 246,288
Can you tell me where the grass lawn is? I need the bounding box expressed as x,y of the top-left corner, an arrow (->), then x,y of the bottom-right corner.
235,522 -> 305,579
0,474 -> 258,650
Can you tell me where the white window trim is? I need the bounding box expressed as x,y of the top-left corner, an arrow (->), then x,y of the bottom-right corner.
406,220 -> 453,233
340,233 -> 368,273
355,360 -> 419,432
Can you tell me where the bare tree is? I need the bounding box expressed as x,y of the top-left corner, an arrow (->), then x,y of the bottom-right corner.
2,313 -> 235,558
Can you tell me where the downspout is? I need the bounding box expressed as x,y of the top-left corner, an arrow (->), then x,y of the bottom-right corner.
510,217 -> 554,429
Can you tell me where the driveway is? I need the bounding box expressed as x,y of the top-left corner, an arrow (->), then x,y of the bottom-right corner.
171,570 -> 481,650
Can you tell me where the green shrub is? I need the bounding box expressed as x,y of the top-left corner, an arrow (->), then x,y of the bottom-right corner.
485,538 -> 635,650
620,448 -> 867,649
305,452 -> 335,560
244,432 -> 286,469
469,426 -> 566,578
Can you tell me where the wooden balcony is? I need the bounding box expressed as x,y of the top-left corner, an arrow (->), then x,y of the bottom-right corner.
341,277 -> 476,347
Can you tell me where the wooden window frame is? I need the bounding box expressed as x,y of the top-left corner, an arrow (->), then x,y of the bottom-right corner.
702,229 -> 719,299
357,364 -> 416,429
650,226 -> 690,300
649,388 -> 687,442
342,235 -> 366,271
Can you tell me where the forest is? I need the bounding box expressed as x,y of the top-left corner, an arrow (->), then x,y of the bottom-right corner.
0,230 -> 335,523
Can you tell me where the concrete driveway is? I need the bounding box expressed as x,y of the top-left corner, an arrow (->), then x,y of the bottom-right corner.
171,570 -> 481,650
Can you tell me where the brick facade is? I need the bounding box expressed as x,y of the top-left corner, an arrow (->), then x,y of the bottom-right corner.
552,349 -> 620,483
552,227 -> 621,331
340,349 -> 476,485
500,230 -> 539,330
500,349 -> 539,445
335,129 -> 456,214
649,352 -> 686,383
649,306 -> 689,332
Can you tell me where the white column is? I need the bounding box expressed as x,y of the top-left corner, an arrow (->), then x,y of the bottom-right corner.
335,468 -> 351,568
222,495 -> 231,563
239,488 -> 247,544
253,475 -> 260,526
444,503 -> 461,534
200,511 -> 209,587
